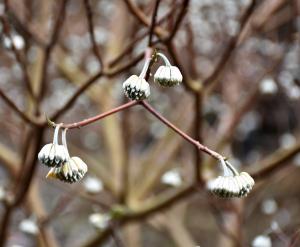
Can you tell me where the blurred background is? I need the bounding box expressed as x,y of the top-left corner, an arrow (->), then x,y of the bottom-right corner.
0,0 -> 300,246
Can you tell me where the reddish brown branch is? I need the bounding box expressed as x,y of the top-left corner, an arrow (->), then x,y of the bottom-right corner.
140,101 -> 225,161
51,52 -> 144,121
60,101 -> 139,129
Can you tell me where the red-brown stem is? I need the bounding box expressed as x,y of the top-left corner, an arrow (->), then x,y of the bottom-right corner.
140,101 -> 225,161
57,97 -> 225,162
60,101 -> 139,129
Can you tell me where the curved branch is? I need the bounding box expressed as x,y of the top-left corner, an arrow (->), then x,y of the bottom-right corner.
81,184 -> 195,247
122,0 -> 168,38
0,89 -> 41,125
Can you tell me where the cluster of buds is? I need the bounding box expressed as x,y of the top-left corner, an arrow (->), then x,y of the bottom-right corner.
38,125 -> 88,183
207,159 -> 255,198
123,51 -> 182,100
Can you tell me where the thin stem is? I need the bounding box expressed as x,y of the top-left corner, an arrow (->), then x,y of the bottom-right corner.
59,101 -> 139,129
62,128 -> 70,158
51,53 -> 144,121
53,124 -> 61,145
139,58 -> 151,79
140,101 -> 225,161
220,159 -> 232,177
157,52 -> 171,66
225,161 -> 239,176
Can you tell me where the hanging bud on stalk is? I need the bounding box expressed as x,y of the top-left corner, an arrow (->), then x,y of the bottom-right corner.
38,124 -> 67,167
207,159 -> 255,198
154,52 -> 182,87
46,128 -> 88,183
123,56 -> 151,100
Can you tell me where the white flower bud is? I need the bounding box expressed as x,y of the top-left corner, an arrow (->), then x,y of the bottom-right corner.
123,56 -> 151,100
123,75 -> 150,100
154,65 -> 182,87
46,157 -> 88,183
38,125 -> 67,167
46,128 -> 88,183
207,172 -> 255,198
154,52 -> 182,87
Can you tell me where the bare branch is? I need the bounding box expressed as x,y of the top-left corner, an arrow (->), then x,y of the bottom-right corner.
84,0 -> 104,68
0,89 -> 41,125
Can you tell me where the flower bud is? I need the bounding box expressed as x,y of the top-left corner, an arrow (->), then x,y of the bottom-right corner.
207,172 -> 255,198
46,157 -> 88,183
38,125 -> 67,167
154,65 -> 182,87
123,75 -> 150,100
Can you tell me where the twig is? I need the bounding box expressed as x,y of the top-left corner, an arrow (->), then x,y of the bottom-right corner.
122,0 -> 168,38
194,92 -> 203,183
0,126 -> 45,245
51,52 -> 144,121
0,89 -> 41,125
288,229 -> 300,247
250,141 -> 300,180
166,42 -> 196,92
140,101 -> 225,161
5,6 -> 47,46
81,185 -> 195,247
148,0 -> 161,46
59,101 -> 139,129
37,0 -> 69,102
209,203 -> 242,247
0,204 -> 12,247
50,70 -> 103,121
0,16 -> 36,100
84,0 -> 104,68
202,0 -> 257,87
108,2 -> 179,68
111,223 -> 125,247
165,0 -> 190,43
